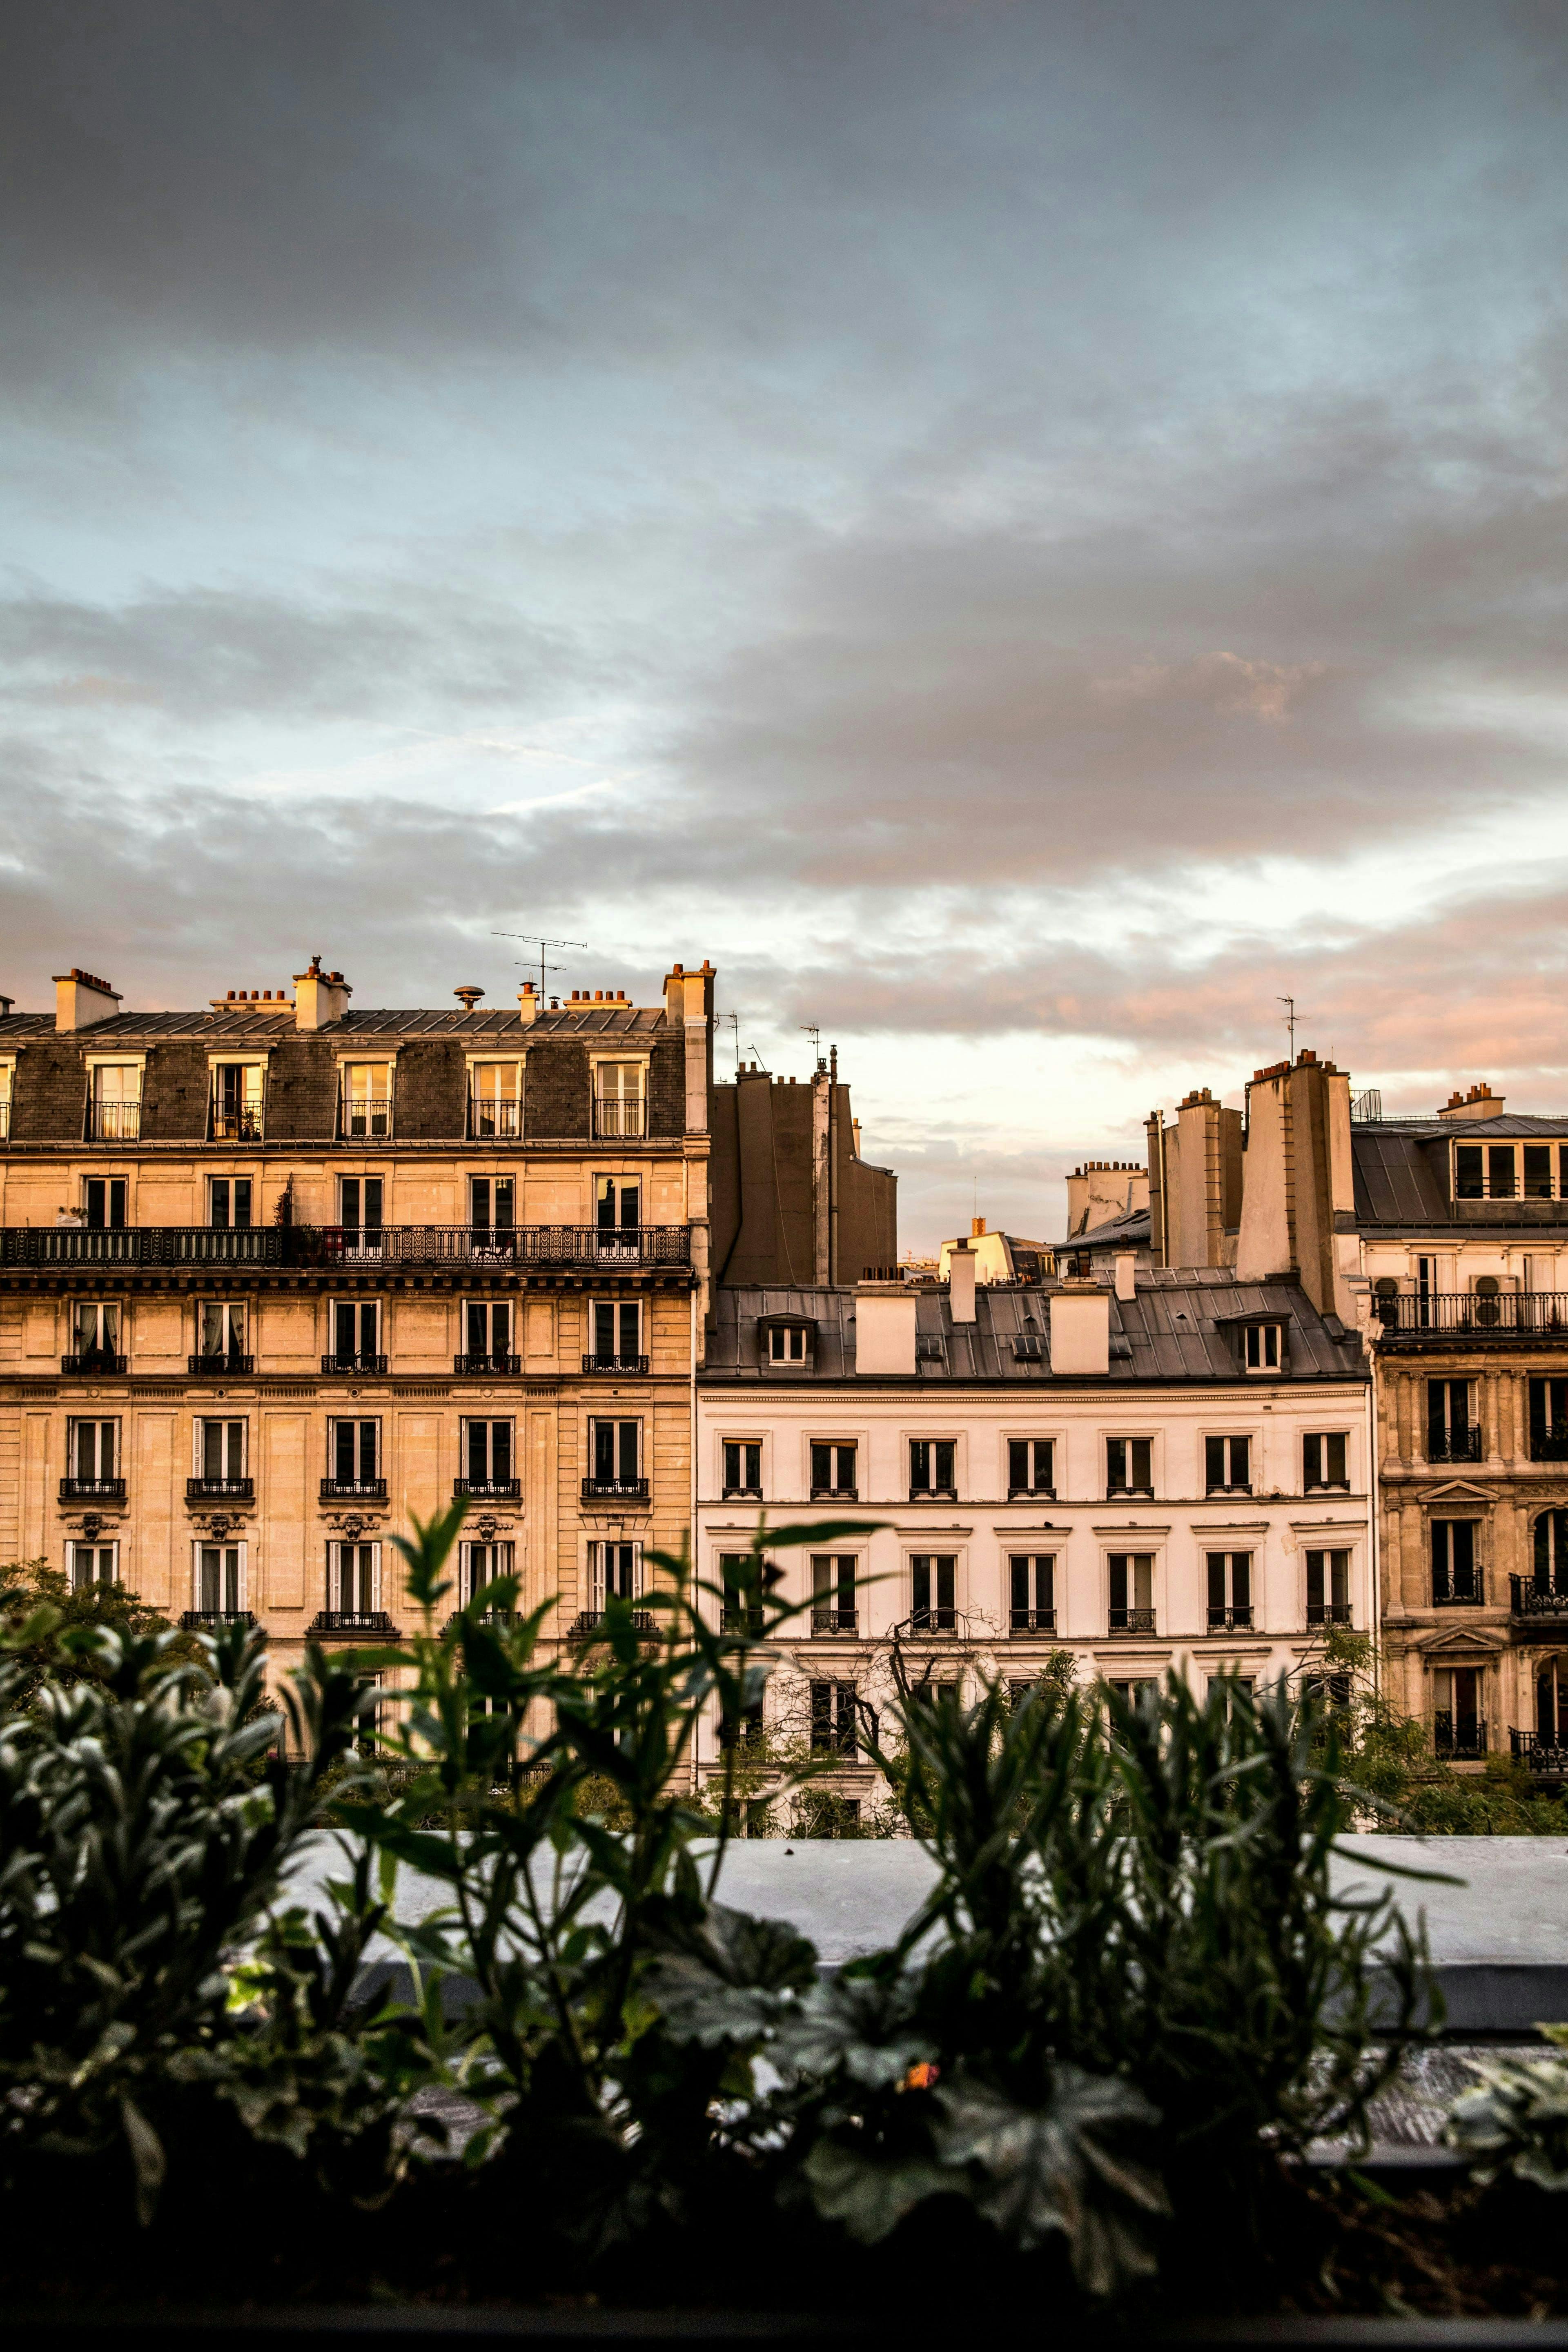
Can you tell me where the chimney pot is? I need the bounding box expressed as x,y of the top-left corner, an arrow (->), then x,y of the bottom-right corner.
971,1216 -> 986,1237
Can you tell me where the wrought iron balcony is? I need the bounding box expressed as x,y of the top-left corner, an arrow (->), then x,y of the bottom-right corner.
453,1478 -> 521,1501
59,1477 -> 126,1503
810,1485 -> 859,1502
1007,1484 -> 1056,1501
1373,1290 -> 1568,1343
909,1607 -> 958,1634
1205,1483 -> 1254,1499
321,1354 -> 388,1376
1434,1712 -> 1488,1761
1427,1429 -> 1483,1463
581,1477 -> 649,1501
722,1607 -> 767,1634
468,1097 -> 521,1140
810,1609 -> 859,1637
1432,1570 -> 1486,1606
1307,1601 -> 1354,1627
1106,1483 -> 1155,1501
582,1353 -> 650,1376
453,1354 -> 521,1375
1510,1575 -> 1568,1618
309,1611 -> 399,1637
1107,1608 -> 1157,1635
209,1107 -> 263,1141
572,1608 -> 653,1636
722,1483 -> 764,1501
181,1609 -> 256,1630
1510,1728 -> 1568,1773
592,1097 -> 645,1138
88,1101 -> 140,1142
1207,1606 -> 1254,1631
338,1095 -> 393,1141
1531,1431 -> 1568,1461
60,1352 -> 127,1375
320,1477 -> 387,1501
187,1477 -> 254,1502
909,1485 -> 958,1503
189,1352 -> 253,1375
1009,1608 -> 1057,1633
2,1222 -> 693,1272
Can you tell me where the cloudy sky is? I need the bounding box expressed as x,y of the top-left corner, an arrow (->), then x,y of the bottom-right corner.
5,1 -> 1568,1246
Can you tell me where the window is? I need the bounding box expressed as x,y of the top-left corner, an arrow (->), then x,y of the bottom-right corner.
209,1177 -> 253,1231
593,1061 -> 645,1138
327,1418 -> 381,1492
1205,1435 -> 1251,1494
1537,1657 -> 1568,1749
459,1539 -> 515,1609
1206,1674 -> 1256,1714
767,1323 -> 808,1363
1012,1323 -> 1045,1362
1306,1548 -> 1352,1627
910,1553 -> 956,1632
1009,1553 -> 1055,1633
1243,1323 -> 1284,1371
1106,1677 -> 1158,1705
588,1418 -> 641,1490
1007,1439 -> 1054,1497
810,1680 -> 858,1755
723,1440 -> 762,1498
1206,1551 -> 1252,1630
470,1177 -> 515,1238
1433,1666 -> 1485,1758
69,1301 -> 122,1369
68,1541 -> 118,1590
1532,1510 -> 1568,1599
1107,1552 -> 1154,1633
718,1553 -> 763,1633
195,1301 -> 248,1370
65,1418 -> 118,1495
211,1062 -> 263,1142
909,1439 -> 956,1499
90,1064 -> 140,1142
0,1060 -> 10,1139
589,1300 -> 642,1367
595,1176 -> 641,1235
1432,1519 -> 1482,1604
85,1177 -> 127,1230
340,1063 -> 392,1140
811,1553 -> 857,1635
1526,1145 -> 1555,1199
1303,1432 -> 1348,1491
194,1419 -> 246,1487
1300,1668 -> 1352,1717
339,1178 -> 383,1250
194,1542 -> 245,1616
1454,1143 -> 1531,1201
1428,1379 -> 1479,1463
1105,1436 -> 1152,1497
327,1299 -> 383,1371
461,1299 -> 515,1370
461,1419 -> 515,1494
1530,1380 -> 1568,1461
590,1540 -> 641,1609
469,1062 -> 522,1140
328,1541 -> 381,1617
811,1441 -> 857,1499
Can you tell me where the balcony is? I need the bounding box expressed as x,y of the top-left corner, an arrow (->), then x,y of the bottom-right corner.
320,1478 -> 387,1502
1373,1290 -> 1568,1345
209,1107 -> 263,1142
811,1609 -> 859,1637
722,1483 -> 764,1501
1510,1728 -> 1568,1775
88,1100 -> 141,1142
59,1477 -> 126,1503
1531,1431 -> 1568,1462
1435,1713 -> 1488,1762
0,1223 -> 694,1273
453,1354 -> 521,1376
61,1353 -> 127,1376
338,1096 -> 393,1142
581,1477 -> 649,1502
1106,1484 -> 1154,1501
582,1353 -> 650,1376
1307,1602 -> 1354,1627
1107,1608 -> 1157,1635
1007,1485 -> 1056,1502
909,1608 -> 958,1634
187,1477 -> 254,1502
1427,1430 -> 1484,1464
309,1611 -> 399,1638
1009,1608 -> 1057,1634
811,1485 -> 859,1503
722,1607 -> 767,1635
1206,1484 -> 1254,1499
592,1096 -> 645,1139
909,1485 -> 958,1503
1207,1606 -> 1254,1632
1433,1571 -> 1486,1607
180,1609 -> 256,1630
321,1354 -> 388,1376
572,1608 -> 653,1637
1510,1576 -> 1568,1619
454,1478 -> 521,1502
189,1353 -> 254,1376
468,1096 -> 522,1141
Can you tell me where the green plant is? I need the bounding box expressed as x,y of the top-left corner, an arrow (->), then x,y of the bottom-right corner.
1448,2026 -> 1568,2187
0,1557 -> 196,1705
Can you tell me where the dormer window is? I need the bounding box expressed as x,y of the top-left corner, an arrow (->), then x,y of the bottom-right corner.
89,1064 -> 141,1143
1243,1322 -> 1284,1372
340,1063 -> 393,1140
764,1319 -> 813,1365
211,1062 -> 263,1142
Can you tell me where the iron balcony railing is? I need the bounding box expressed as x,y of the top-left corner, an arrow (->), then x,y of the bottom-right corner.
1307,1601 -> 1354,1627
582,1353 -> 650,1376
909,1607 -> 958,1633
1205,1483 -> 1254,1499
453,1477 -> 521,1501
592,1097 -> 645,1138
581,1477 -> 650,1501
0,1223 -> 693,1271
810,1485 -> 859,1503
1435,1713 -> 1488,1761
1374,1291 -> 1568,1339
321,1354 -> 388,1376
61,1352 -> 127,1375
1510,1576 -> 1568,1618
187,1477 -> 254,1501
88,1100 -> 141,1142
59,1477 -> 126,1502
339,1094 -> 393,1141
1107,1608 -> 1157,1635
572,1608 -> 653,1636
909,1484 -> 958,1503
722,1483 -> 764,1501
181,1609 -> 256,1630
1427,1429 -> 1484,1463
1511,1728 -> 1568,1773
1433,1570 -> 1486,1606
1207,1606 -> 1254,1631
1531,1430 -> 1568,1461
1106,1483 -> 1155,1501
454,1354 -> 520,1375
320,1477 -> 387,1501
1007,1483 -> 1056,1501
811,1609 -> 859,1636
209,1106 -> 263,1142
189,1352 -> 253,1375
1009,1608 -> 1057,1633
722,1607 -> 767,1635
310,1611 -> 399,1637
468,1096 -> 523,1140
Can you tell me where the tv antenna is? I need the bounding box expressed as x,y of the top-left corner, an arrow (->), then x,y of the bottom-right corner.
801,1022 -> 822,1070
492,932 -> 586,1001
1277,994 -> 1305,1058
719,1009 -> 753,1071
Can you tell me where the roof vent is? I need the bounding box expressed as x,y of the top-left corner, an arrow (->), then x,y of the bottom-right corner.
454,986 -> 485,1011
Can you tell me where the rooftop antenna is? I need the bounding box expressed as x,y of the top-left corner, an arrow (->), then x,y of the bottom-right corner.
492,931 -> 586,1001
802,1022 -> 822,1071
1277,994 -> 1303,1058
719,1009 -> 752,1071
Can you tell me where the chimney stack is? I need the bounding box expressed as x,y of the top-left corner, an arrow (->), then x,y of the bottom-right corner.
1438,1082 -> 1506,1121
1050,1280 -> 1109,1375
518,979 -> 539,1028
292,955 -> 352,1031
53,968 -> 121,1031
949,1242 -> 977,1324
853,1280 -> 917,1377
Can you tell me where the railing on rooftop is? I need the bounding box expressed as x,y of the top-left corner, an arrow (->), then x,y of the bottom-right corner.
1372,1291 -> 1568,1339
0,1223 -> 693,1271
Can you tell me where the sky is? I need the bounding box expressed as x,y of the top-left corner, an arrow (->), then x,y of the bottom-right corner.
4,0 -> 1568,1250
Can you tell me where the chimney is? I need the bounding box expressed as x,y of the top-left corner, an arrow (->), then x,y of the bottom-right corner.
292,954 -> 352,1030
1236,1049 -> 1356,1320
1050,1280 -> 1109,1375
971,1216 -> 987,1237
1114,1252 -> 1136,1301
53,967 -> 121,1031
517,979 -> 539,1028
949,1242 -> 977,1323
853,1280 -> 917,1376
1438,1082 -> 1506,1121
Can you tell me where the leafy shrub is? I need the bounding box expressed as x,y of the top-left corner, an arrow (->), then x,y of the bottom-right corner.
1449,2027 -> 1568,2188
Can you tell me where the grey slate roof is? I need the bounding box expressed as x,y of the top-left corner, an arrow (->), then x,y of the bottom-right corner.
0,1005 -> 667,1044
1352,1121 -> 1568,1238
1062,1205 -> 1152,1252
707,1274 -> 1365,1386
